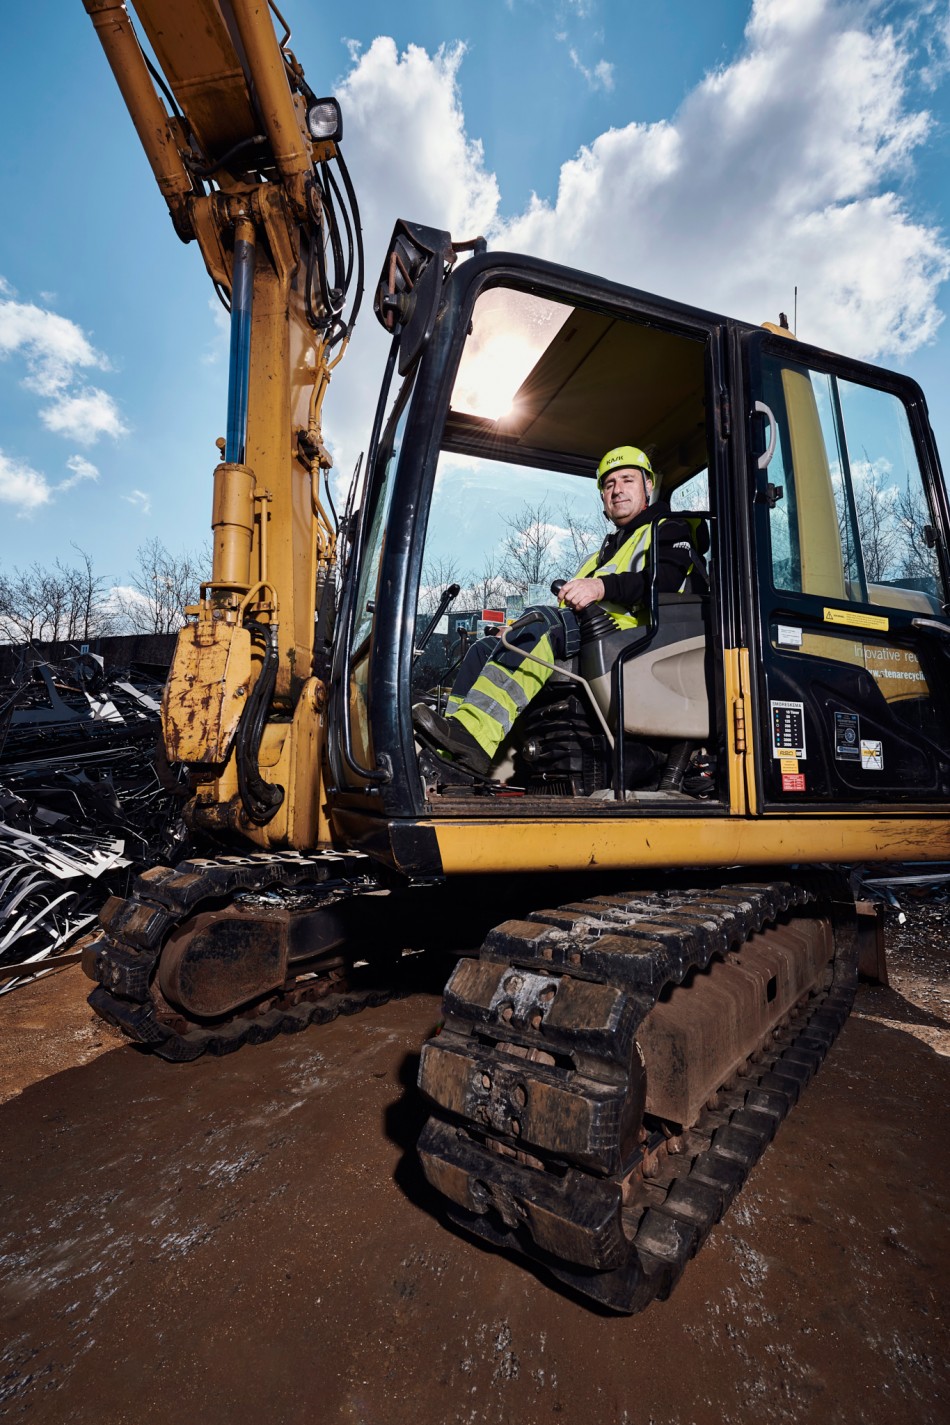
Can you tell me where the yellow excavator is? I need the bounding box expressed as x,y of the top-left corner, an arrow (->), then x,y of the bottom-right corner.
80,1 -> 950,1312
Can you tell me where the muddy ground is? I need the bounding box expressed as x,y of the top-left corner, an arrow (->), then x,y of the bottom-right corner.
0,910 -> 947,1424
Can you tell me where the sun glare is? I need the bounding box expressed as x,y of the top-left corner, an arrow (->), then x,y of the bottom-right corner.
451,289 -> 571,423
452,332 -> 540,421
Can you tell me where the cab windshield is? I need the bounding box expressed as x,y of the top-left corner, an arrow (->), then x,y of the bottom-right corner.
412,285 -> 711,704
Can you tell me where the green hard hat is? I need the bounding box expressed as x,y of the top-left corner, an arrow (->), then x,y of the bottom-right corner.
597,445 -> 655,490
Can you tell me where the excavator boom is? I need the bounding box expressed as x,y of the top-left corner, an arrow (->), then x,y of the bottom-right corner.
82,0 -> 362,850
84,0 -> 315,236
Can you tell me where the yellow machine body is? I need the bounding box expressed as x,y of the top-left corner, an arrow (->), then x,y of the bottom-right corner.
80,0 -> 950,1316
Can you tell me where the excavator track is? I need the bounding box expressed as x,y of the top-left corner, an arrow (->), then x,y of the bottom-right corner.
418,876 -> 858,1313
83,851 -> 394,1063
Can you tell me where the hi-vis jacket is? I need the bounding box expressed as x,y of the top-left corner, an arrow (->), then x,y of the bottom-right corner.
573,513 -> 706,629
445,510 -> 707,760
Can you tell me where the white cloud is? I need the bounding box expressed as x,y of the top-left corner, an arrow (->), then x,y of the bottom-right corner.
0,283 -> 127,448
0,450 -> 53,513
0,450 -> 103,515
488,0 -> 949,360
105,583 -> 150,617
338,39 -> 499,241
0,450 -> 104,515
323,1 -> 950,499
40,387 -> 128,444
919,0 -> 950,88
567,48 -> 614,92
201,296 -> 231,365
325,37 -> 502,485
58,455 -> 100,492
123,489 -> 152,515
0,290 -> 105,396
284,7 -> 931,494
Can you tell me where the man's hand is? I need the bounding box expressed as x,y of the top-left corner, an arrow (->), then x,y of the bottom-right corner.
559,576 -> 606,610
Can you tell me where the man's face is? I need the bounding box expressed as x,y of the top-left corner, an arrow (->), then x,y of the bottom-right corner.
600,467 -> 652,527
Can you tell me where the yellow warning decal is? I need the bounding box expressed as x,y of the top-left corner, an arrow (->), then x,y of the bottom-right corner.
780,757 -> 799,775
823,607 -> 889,632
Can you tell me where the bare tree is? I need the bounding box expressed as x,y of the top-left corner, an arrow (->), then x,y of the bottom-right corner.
418,555 -> 462,619
115,538 -> 208,634
499,500 -> 561,594
850,461 -> 894,584
64,547 -> 117,641
0,546 -> 117,643
0,568 -> 43,642
843,459 -> 941,594
558,502 -> 605,570
895,485 -> 940,587
465,552 -> 509,612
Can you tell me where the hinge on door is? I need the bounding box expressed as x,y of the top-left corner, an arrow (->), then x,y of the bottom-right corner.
719,388 -> 731,439
733,697 -> 747,753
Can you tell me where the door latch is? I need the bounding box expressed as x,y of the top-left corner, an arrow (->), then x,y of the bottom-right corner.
754,483 -> 784,509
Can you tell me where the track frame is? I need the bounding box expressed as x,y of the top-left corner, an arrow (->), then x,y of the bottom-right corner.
418,876 -> 858,1312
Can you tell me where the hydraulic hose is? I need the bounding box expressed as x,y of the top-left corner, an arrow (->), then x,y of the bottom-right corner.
236,619 -> 284,824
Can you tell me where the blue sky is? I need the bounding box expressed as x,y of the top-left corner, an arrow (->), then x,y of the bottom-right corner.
2,0 -> 950,595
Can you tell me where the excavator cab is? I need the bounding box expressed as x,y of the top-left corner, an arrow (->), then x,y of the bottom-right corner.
331,238 -> 728,826
326,223 -> 950,870
410,293 -> 717,797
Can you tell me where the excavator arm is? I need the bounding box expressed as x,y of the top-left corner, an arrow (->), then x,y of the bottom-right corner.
82,0 -> 363,847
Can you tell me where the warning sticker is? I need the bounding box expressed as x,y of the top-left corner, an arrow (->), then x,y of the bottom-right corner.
771,700 -> 806,759
834,711 -> 861,762
860,739 -> 884,771
824,606 -> 889,632
780,757 -> 799,775
782,773 -> 807,792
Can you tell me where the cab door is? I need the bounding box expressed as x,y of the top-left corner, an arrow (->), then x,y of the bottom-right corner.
742,331 -> 950,809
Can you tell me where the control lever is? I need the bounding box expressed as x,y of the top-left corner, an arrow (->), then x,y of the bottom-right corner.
414,583 -> 460,658
552,577 -> 615,641
498,594 -> 615,748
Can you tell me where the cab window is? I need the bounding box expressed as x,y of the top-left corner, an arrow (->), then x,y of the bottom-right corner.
761,354 -> 945,613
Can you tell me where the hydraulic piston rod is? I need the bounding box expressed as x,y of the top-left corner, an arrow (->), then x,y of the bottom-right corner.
225,216 -> 256,466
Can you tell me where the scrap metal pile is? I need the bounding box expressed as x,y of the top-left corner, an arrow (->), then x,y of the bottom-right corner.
0,649 -> 192,993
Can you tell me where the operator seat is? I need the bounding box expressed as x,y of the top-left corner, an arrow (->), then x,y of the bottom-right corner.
580,514 -> 712,740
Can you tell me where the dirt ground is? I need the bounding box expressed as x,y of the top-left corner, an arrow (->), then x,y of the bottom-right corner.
0,910 -> 948,1425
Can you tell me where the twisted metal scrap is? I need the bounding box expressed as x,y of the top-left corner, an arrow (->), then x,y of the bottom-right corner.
0,653 -> 193,994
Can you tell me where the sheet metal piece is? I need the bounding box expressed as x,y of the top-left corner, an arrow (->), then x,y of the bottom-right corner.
0,651 -> 193,994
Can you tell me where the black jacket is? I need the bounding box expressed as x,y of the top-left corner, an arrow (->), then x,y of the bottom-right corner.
591,500 -> 701,608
